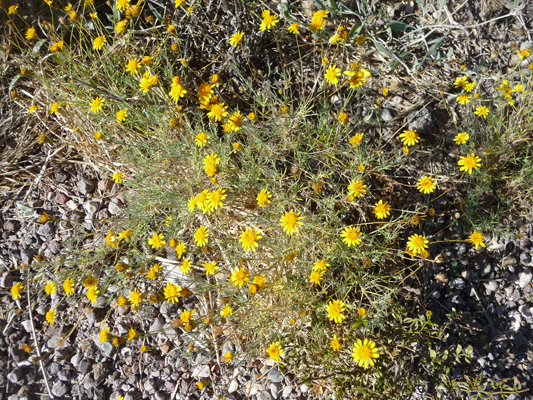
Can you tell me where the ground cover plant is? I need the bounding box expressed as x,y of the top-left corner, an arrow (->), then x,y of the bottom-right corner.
2,0 -> 533,398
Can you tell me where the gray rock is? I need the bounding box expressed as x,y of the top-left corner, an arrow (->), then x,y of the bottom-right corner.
36,222 -> 55,238
108,202 -> 122,215
71,352 -> 81,368
267,367 -> 284,383
52,381 -> 69,397
101,341 -> 114,358
21,320 -> 33,333
191,364 -> 210,379
83,201 -> 100,215
271,383 -> 282,399
48,362 -> 61,376
520,252 -> 532,266
519,269 -> 532,288
381,107 -> 397,122
7,368 -> 23,384
485,280 -> 499,293
57,369 -> 72,381
78,178 -> 95,195
149,317 -> 164,333
228,379 -> 239,393
78,360 -> 92,374
300,383 -> 309,393
65,199 -> 79,210
258,390 -> 274,400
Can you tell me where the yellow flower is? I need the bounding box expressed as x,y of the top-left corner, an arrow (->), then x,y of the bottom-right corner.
358,164 -> 365,172
44,280 -> 57,296
352,339 -> 379,368
280,209 -> 303,236
207,102 -> 228,121
239,227 -> 262,252
119,230 -> 133,240
194,131 -> 209,148
180,309 -> 195,324
126,58 -> 140,76
340,226 -> 362,246
337,111 -> 348,125
46,309 -> 56,325
266,342 -> 283,362
229,31 -> 244,47
50,102 -> 60,114
458,153 -> 481,174
288,23 -> 299,34
169,82 -> 187,103
309,270 -> 323,285
141,55 -> 153,64
116,0 -> 130,10
355,35 -> 368,45
324,64 -> 341,86
90,96 -> 105,113
195,190 -> 209,213
326,300 -> 345,323
330,334 -> 342,351
180,257 -> 192,274
464,82 -> 476,92
344,69 -> 371,89
167,24 -> 175,33
260,9 -> 279,32
139,71 -> 158,94
8,5 -> 18,14
454,132 -> 469,145
127,326 -> 137,341
230,266 -> 250,287
468,230 -> 485,250
50,41 -> 64,52
349,133 -> 365,147
223,352 -> 233,362
204,261 -> 219,275
313,260 -> 330,273
26,27 -> 37,40
87,286 -> 100,304
94,131 -> 103,139
38,212 -> 52,223
129,288 -> 142,307
197,82 -> 213,100
29,105 -> 39,114
474,105 -> 489,118
406,234 -> 429,255
203,153 -> 220,176
175,242 -> 186,258
115,19 -> 128,32
63,278 -> 75,295
233,142 -> 242,150
174,0 -> 184,7
164,282 -> 181,304
93,36 -> 106,50
358,307 -> 366,316
90,11 -> 97,19
12,282 -> 23,300
221,304 -> 233,317
148,232 -> 165,249
373,200 -> 391,219
512,84 -> 523,92
517,48 -> 531,59
111,171 -> 124,185
194,226 -> 209,247
99,327 -> 110,343
417,176 -> 436,194
456,94 -> 472,105
454,76 -> 468,88
348,180 -> 367,198
116,109 -> 127,123
257,189 -> 272,207
84,275 -> 98,288
399,129 -> 419,146
206,188 -> 226,213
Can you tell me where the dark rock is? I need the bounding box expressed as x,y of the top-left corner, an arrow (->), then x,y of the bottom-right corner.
54,170 -> 70,183
57,369 -> 72,381
78,178 -> 95,195
0,271 -> 14,288
78,360 -> 92,374
48,362 -> 61,376
98,179 -> 114,192
407,107 -> 435,135
20,248 -> 37,264
7,368 -> 23,384
520,252 -> 532,266
258,390 -> 274,400
54,192 -> 69,205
